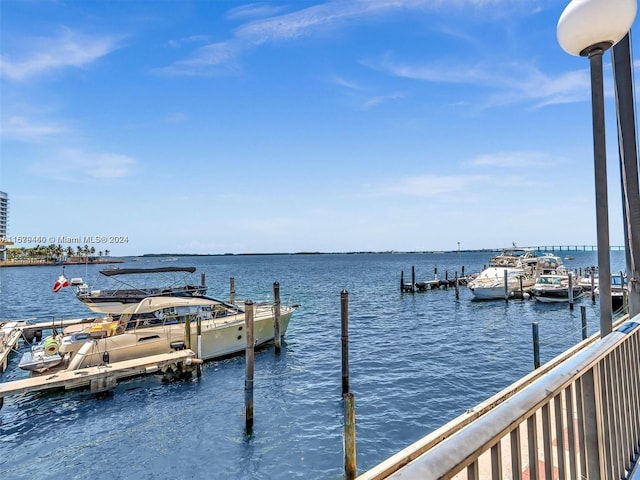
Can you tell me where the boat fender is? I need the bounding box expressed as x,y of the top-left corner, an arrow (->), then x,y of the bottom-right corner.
44,337 -> 60,356
102,351 -> 110,364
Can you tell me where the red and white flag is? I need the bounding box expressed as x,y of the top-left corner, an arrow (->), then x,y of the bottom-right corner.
53,275 -> 70,293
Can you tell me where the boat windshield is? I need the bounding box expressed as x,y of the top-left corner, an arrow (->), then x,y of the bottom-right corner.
537,276 -> 563,285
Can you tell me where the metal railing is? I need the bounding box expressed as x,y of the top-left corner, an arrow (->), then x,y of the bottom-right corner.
358,313 -> 640,479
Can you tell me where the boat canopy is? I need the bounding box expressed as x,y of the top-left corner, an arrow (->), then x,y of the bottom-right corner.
119,296 -> 221,315
99,267 -> 197,276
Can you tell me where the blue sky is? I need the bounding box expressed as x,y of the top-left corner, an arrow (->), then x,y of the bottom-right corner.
1,0 -> 638,256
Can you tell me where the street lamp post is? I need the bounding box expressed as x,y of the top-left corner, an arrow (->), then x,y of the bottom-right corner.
557,0 -> 637,337
612,33 -> 640,317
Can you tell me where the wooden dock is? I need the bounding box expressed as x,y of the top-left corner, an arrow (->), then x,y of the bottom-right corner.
0,349 -> 202,409
0,321 -> 25,372
400,266 -> 469,293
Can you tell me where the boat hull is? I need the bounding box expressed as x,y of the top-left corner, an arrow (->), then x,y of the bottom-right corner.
533,288 -> 584,303
19,350 -> 63,373
468,266 -> 534,300
52,306 -> 295,371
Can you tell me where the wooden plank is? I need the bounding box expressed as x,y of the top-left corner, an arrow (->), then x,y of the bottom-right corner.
0,349 -> 200,398
0,324 -> 24,372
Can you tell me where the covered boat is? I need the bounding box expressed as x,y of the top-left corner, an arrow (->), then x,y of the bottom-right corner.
19,295 -> 298,374
72,266 -> 207,314
468,266 -> 534,300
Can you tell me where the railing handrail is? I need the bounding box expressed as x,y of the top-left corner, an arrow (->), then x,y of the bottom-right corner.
357,313 -> 632,480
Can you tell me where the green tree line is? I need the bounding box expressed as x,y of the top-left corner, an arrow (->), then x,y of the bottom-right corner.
6,244 -> 110,261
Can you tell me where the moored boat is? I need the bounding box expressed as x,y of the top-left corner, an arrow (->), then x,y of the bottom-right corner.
468,266 -> 534,300
531,274 -> 584,303
71,266 -> 208,314
19,295 -> 298,375
594,273 -> 627,312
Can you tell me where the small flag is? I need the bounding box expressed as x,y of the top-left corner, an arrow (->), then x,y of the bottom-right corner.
53,275 -> 70,293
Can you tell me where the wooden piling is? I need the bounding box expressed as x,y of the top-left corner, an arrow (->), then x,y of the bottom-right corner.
185,314 -> 192,350
341,290 -> 350,396
519,276 -> 524,300
532,322 -> 540,369
454,272 -> 459,300
196,316 -> 202,378
230,277 -> 236,304
244,300 -> 255,434
201,272 -> 206,288
590,270 -> 596,302
504,269 -> 509,302
581,306 -> 588,340
411,266 -> 416,293
273,282 -> 281,354
400,270 -> 404,292
344,392 -> 357,480
568,273 -> 574,310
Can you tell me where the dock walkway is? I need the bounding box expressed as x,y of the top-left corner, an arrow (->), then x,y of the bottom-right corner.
0,321 -> 24,372
0,349 -> 200,409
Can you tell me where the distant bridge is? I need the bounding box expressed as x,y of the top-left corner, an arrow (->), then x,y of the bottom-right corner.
523,245 -> 626,252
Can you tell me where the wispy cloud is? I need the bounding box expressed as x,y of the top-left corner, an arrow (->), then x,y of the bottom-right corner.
165,112 -> 189,123
158,0 -> 514,76
0,27 -> 121,81
0,116 -> 67,142
371,54 -> 591,108
29,148 -> 136,181
384,174 -> 488,198
469,151 -> 559,168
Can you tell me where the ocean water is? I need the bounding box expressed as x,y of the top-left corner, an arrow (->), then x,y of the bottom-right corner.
0,251 -> 629,479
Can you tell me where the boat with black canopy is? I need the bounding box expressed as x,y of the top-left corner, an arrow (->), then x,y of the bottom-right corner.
72,266 -> 207,314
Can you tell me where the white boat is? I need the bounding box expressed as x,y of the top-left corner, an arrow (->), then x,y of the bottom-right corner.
72,266 -> 207,314
19,295 -> 298,374
488,248 -> 538,274
531,274 -> 584,303
535,253 -> 568,276
593,273 -> 627,312
468,266 -> 534,300
578,267 -> 599,291
18,338 -> 64,373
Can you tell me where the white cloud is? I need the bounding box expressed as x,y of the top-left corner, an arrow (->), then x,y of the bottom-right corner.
385,174 -> 486,198
469,151 -> 559,168
0,116 -> 67,142
0,27 -> 121,81
29,148 -> 136,181
159,0 -> 516,76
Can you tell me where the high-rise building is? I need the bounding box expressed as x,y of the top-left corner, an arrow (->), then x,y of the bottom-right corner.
0,191 -> 9,261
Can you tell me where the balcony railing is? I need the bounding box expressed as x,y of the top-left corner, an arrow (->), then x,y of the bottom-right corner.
358,312 -> 640,479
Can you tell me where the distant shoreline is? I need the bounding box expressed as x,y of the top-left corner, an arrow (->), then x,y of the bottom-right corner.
140,245 -> 624,257
0,258 -> 124,268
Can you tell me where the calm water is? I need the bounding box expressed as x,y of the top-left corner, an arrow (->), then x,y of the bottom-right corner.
0,251 -> 628,479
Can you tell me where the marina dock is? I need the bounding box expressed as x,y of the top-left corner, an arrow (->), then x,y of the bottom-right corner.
0,349 -> 201,409
0,321 -> 25,372
0,318 -> 203,410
